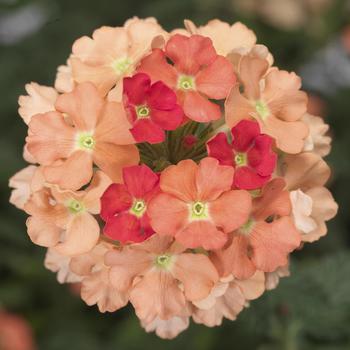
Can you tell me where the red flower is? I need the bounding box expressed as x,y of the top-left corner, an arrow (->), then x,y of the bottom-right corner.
137,34 -> 236,123
100,165 -> 159,243
123,73 -> 184,144
207,120 -> 277,190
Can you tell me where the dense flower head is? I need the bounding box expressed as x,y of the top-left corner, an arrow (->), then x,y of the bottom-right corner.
9,17 -> 337,339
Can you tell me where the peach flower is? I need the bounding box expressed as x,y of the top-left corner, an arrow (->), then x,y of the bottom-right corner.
225,56 -> 309,154
70,17 -> 166,97
302,114 -> 331,157
55,62 -> 74,93
105,235 -> 219,323
184,19 -> 256,56
193,271 -> 265,326
212,178 -> 301,279
70,242 -> 128,312
18,82 -> 58,125
24,171 -> 110,256
26,82 -> 139,190
148,157 -> 252,250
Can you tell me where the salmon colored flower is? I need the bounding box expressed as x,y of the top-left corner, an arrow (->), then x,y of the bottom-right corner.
24,171 -> 110,256
123,73 -> 183,143
212,178 -> 301,279
265,264 -> 290,290
71,18 -> 166,96
225,56 -> 309,153
193,271 -> 264,326
105,235 -> 218,323
26,82 -> 139,190
101,165 -> 159,243
148,157 -> 252,250
184,19 -> 257,57
0,312 -> 36,350
207,119 -> 277,190
18,82 -> 58,124
138,34 -> 236,122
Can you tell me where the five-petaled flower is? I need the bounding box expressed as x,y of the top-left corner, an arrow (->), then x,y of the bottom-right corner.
207,120 -> 277,190
148,157 -> 252,250
138,34 -> 236,122
123,73 -> 184,144
101,165 -> 159,243
212,178 -> 301,280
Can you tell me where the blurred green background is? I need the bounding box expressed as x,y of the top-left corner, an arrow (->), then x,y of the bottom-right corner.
1,0 -> 350,349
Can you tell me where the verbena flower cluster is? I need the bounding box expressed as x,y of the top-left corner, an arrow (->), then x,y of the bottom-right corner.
9,17 -> 338,339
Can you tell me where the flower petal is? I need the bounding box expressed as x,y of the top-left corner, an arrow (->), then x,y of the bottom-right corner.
231,119 -> 260,152
207,133 -> 234,166
210,190 -> 252,232
123,73 -> 151,105
196,56 -> 236,99
130,119 -> 165,144
172,252 -> 218,301
234,167 -> 269,190
148,81 -> 177,110
151,105 -> 183,130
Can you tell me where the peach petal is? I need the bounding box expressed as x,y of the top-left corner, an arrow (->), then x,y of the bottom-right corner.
142,316 -> 189,339
225,86 -> 255,128
160,159 -> 197,202
55,82 -> 104,131
265,264 -> 290,290
95,101 -> 135,145
210,190 -> 252,232
44,151 -> 93,190
105,248 -> 152,292
9,166 -> 37,210
148,193 -> 189,237
55,212 -> 100,256
172,253 -> 219,301
234,270 -> 265,300
55,62 -> 74,93
176,221 -> 227,250
81,268 -> 128,313
130,270 -> 188,323
283,152 -> 331,191
18,82 -> 58,124
263,115 -> 308,154
26,216 -> 62,247
196,157 -> 234,201
26,111 -> 75,165
250,218 -> 301,272
44,248 -> 82,284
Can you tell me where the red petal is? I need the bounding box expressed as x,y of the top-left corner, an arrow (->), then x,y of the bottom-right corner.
207,133 -> 234,166
104,212 -> 149,243
248,134 -> 277,176
137,49 -> 177,88
130,119 -> 165,144
123,73 -> 150,105
122,164 -> 159,198
234,167 -> 269,190
100,183 -> 132,221
151,105 -> 183,130
231,119 -> 260,152
148,81 -> 177,110
196,56 -> 236,99
183,91 -> 221,122
165,34 -> 217,75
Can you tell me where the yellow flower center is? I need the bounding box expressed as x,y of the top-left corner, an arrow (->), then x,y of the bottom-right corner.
255,100 -> 270,120
190,201 -> 208,220
234,152 -> 247,167
136,105 -> 150,119
178,75 -> 196,91
155,254 -> 172,269
112,57 -> 132,75
77,133 -> 95,151
130,199 -> 146,218
68,199 -> 85,214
